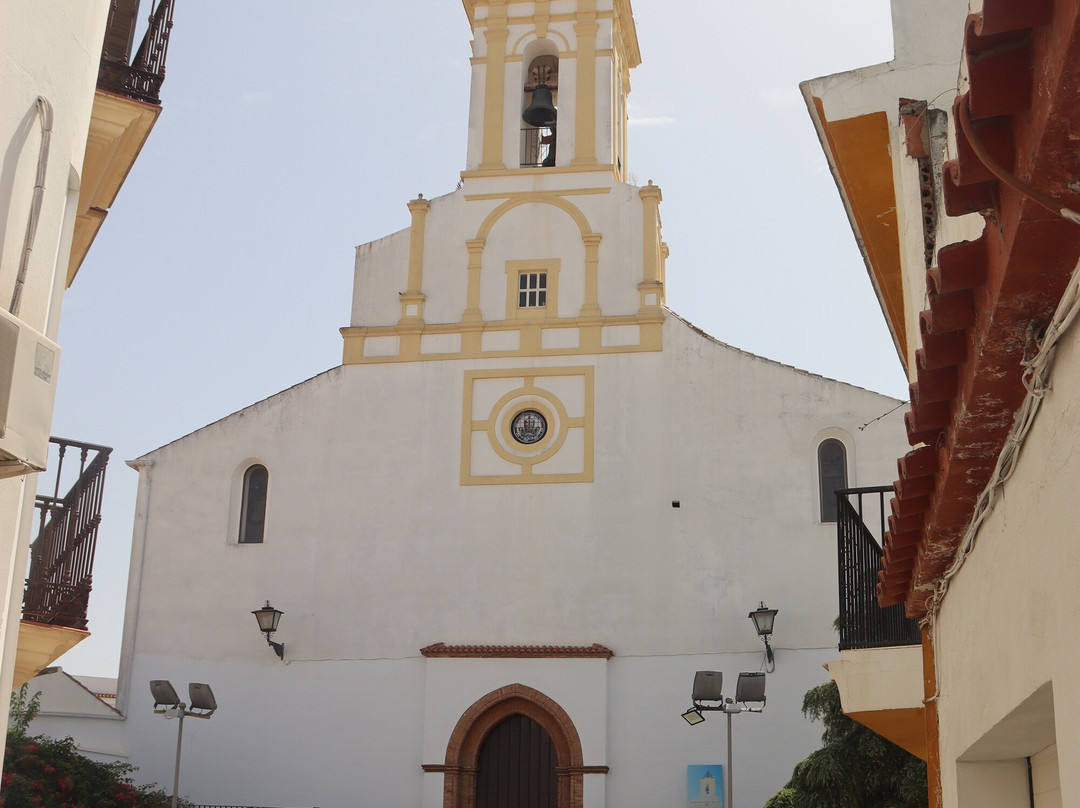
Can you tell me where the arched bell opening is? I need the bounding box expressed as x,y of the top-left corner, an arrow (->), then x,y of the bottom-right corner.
521,47 -> 559,168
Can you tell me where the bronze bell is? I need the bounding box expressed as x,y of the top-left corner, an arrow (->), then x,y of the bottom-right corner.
523,83 -> 557,128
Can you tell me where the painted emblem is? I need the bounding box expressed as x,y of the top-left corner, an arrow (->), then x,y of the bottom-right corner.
510,409 -> 547,445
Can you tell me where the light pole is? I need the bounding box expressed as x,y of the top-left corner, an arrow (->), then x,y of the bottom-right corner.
681,671 -> 766,808
150,680 -> 218,808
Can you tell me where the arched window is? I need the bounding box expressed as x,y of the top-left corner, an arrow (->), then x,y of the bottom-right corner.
476,714 -> 557,808
238,464 -> 268,543
818,440 -> 847,522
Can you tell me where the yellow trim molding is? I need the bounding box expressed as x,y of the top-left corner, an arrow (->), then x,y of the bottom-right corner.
341,312 -> 664,365
460,164 -> 617,180
572,13 -> 599,167
461,366 -> 594,485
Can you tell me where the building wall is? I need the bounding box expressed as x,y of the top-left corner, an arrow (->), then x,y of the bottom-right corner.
105,312 -> 905,807
0,0 -> 111,736
933,317 -> 1079,807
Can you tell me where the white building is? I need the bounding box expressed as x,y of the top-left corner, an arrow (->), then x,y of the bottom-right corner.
34,1 -> 909,806
803,0 -> 1080,805
0,0 -> 174,732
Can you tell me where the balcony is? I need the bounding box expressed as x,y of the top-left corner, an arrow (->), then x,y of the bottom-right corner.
68,0 -> 176,285
97,0 -> 175,106
827,486 -> 927,759
836,486 -> 921,650
14,438 -> 111,688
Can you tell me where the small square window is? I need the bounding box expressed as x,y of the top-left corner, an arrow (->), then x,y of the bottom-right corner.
518,272 -> 548,308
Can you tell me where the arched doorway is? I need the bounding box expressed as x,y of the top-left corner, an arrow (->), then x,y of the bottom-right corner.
437,684 -> 586,808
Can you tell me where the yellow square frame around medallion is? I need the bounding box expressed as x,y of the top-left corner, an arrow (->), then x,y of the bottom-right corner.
505,258 -> 561,320
461,366 -> 594,485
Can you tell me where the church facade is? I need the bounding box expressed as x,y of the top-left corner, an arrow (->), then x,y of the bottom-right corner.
40,1 -> 909,806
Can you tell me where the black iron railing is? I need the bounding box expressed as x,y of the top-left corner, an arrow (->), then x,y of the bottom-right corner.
23,438 -> 112,630
97,0 -> 175,105
836,486 -> 921,651
520,126 -> 556,167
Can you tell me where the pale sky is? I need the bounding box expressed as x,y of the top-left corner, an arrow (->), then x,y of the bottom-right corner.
51,0 -> 900,677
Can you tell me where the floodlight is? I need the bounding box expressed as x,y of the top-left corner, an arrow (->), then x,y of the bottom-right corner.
735,671 -> 766,704
150,680 -> 181,711
691,670 -> 723,703
681,707 -> 705,725
187,683 -> 217,717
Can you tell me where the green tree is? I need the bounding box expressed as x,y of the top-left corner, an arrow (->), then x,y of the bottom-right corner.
3,685 -> 184,808
763,681 -> 928,808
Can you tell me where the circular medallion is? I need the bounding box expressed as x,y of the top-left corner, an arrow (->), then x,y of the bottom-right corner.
510,409 -> 548,445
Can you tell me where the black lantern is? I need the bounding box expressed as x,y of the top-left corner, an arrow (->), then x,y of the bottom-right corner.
748,602 -> 779,671
252,601 -> 285,659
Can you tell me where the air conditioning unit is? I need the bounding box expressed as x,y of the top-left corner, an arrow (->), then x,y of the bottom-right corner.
0,306 -> 60,479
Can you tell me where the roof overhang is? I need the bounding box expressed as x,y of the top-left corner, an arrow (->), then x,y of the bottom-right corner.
802,90 -> 907,367
881,0 -> 1080,616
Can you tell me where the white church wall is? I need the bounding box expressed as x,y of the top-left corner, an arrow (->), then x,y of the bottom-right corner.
352,228 -> 411,326
101,312 -> 906,807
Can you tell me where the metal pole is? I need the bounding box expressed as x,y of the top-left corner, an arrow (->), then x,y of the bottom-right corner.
726,708 -> 734,808
172,706 -> 186,808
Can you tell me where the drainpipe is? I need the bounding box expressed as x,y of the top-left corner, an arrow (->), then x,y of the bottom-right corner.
9,96 -> 54,317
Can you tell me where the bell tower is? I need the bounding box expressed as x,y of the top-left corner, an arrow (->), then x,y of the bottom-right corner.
343,0 -> 667,379
462,0 -> 641,178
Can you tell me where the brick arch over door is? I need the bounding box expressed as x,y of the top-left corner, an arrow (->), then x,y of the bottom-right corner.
439,683 -> 586,808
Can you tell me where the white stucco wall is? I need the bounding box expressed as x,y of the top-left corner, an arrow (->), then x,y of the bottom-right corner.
0,0 -> 111,742
931,319 -> 1080,808
89,312 -> 908,808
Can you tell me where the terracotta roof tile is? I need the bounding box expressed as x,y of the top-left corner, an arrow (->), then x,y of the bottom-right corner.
420,643 -> 614,659
878,0 -> 1080,617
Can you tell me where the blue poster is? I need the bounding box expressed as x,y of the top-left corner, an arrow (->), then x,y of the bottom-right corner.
687,764 -> 724,808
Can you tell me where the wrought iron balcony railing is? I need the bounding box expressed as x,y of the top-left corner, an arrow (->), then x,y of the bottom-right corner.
836,486 -> 921,651
97,0 -> 175,105
23,438 -> 112,630
520,126 -> 556,167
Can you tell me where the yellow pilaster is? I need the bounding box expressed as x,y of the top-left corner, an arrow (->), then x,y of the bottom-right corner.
638,180 -> 664,314
659,242 -> 669,305
464,239 -> 486,323
480,5 -> 509,171
580,233 -> 603,318
399,194 -> 431,325
572,6 -> 599,167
